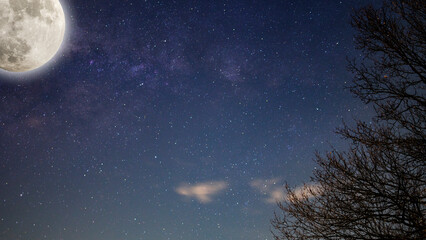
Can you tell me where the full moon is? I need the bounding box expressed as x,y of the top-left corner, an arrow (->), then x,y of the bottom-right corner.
0,0 -> 65,72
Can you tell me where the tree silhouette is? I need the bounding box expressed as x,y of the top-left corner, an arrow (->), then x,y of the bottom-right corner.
271,1 -> 425,239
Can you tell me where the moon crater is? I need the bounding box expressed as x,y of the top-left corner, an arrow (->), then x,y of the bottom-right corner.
0,0 -> 66,72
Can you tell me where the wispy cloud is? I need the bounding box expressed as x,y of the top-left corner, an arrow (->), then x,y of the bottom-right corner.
250,178 -> 285,204
287,183 -> 321,201
250,178 -> 321,204
175,181 -> 228,203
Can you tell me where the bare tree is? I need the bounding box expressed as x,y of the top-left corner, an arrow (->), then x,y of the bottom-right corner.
271,1 -> 425,239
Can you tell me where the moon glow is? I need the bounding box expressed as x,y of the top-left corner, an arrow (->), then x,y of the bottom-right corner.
0,0 -> 66,72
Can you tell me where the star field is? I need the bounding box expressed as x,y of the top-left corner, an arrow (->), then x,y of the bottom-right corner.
0,0 -> 378,239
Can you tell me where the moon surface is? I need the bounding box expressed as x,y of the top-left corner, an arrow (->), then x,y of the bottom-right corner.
0,0 -> 65,72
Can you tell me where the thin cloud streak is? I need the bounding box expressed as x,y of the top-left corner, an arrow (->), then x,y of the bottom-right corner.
175,181 -> 228,203
288,183 -> 322,201
250,178 -> 321,204
250,178 -> 285,204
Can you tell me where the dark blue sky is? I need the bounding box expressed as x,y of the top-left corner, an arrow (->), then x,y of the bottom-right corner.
0,0 -> 378,239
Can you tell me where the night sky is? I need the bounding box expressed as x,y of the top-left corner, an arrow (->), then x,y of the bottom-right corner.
0,0 -> 378,239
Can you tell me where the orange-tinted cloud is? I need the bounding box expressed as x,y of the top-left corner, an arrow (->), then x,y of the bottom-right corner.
250,178 -> 285,204
287,183 -> 321,201
250,178 -> 321,204
175,181 -> 227,203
